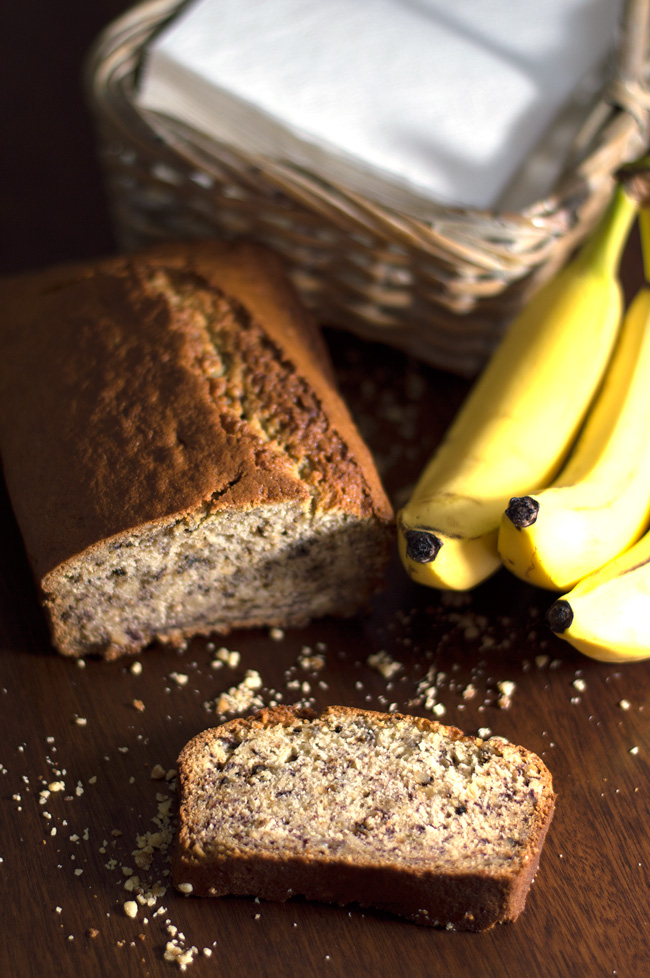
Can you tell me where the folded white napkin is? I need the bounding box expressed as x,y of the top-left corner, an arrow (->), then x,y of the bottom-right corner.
136,0 -> 623,213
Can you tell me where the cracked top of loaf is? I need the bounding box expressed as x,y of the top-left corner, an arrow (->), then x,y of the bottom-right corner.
0,240 -> 392,582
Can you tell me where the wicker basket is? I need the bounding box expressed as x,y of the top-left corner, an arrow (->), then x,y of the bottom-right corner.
85,0 -> 650,375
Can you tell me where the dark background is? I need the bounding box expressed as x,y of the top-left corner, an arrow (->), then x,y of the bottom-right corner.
0,2 -> 125,274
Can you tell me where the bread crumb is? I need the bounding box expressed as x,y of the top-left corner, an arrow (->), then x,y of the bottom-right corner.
497,680 -> 516,710
131,661 -> 143,676
244,671 -> 262,690
298,648 -> 326,672
269,628 -> 285,641
212,647 -> 241,669
150,765 -> 167,780
619,699 -> 631,711
74,717 -> 87,727
416,667 -> 438,710
367,651 -> 402,680
214,671 -> 264,716
164,936 -> 199,970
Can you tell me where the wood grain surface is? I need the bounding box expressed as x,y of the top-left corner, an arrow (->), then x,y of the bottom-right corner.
1,4 -> 649,977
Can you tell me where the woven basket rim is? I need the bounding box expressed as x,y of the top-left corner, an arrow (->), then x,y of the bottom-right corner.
81,0 -> 650,375
85,0 -> 650,233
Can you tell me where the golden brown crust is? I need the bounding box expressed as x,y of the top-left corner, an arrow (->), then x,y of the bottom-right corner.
172,705 -> 556,931
0,240 -> 393,585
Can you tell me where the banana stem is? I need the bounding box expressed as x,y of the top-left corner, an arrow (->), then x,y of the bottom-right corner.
546,600 -> 574,633
505,496 -> 539,528
404,529 -> 441,563
578,183 -> 637,275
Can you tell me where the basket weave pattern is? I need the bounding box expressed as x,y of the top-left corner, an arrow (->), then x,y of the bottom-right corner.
86,0 -> 650,374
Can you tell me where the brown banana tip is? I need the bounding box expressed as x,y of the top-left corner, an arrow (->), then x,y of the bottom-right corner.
404,529 -> 442,564
616,156 -> 650,206
546,599 -> 574,634
505,496 -> 539,528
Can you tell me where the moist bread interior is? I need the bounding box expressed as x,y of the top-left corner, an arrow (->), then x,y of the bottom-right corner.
181,709 -> 550,873
54,503 -> 381,656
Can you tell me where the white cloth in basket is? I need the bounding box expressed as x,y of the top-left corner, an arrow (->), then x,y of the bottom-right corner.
136,0 -> 623,214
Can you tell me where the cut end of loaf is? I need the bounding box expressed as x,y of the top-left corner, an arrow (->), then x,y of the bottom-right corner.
44,503 -> 392,659
172,705 -> 555,930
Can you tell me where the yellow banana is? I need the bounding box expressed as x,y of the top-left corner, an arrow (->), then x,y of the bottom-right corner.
498,208 -> 650,591
398,183 -> 637,591
545,527 -> 650,662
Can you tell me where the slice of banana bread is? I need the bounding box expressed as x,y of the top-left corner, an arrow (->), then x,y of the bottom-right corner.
0,241 -> 393,658
172,705 -> 555,930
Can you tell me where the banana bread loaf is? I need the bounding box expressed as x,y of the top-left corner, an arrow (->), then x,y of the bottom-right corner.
0,241 -> 393,658
172,705 -> 555,930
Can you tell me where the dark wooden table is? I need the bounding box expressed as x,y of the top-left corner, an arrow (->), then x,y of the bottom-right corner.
1,4 -> 649,977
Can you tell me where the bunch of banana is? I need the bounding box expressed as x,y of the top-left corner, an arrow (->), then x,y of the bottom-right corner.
397,182 -> 638,592
497,207 -> 650,591
546,528 -> 650,662
542,197 -> 650,664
